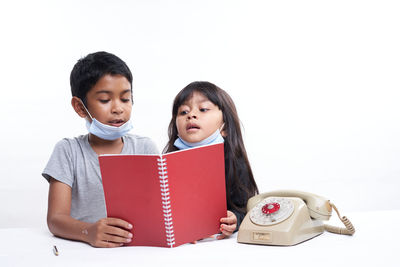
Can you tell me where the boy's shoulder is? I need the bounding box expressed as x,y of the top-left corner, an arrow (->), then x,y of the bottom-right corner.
52,134 -> 158,154
51,135 -> 90,155
124,133 -> 153,142
123,134 -> 159,154
55,134 -> 88,147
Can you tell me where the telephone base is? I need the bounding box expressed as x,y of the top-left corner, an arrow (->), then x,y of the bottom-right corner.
237,197 -> 324,246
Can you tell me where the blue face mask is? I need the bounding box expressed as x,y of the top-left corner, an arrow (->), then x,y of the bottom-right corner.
173,126 -> 225,150
81,100 -> 133,141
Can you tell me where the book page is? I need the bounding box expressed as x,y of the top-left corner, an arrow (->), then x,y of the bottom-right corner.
165,144 -> 227,246
100,155 -> 168,247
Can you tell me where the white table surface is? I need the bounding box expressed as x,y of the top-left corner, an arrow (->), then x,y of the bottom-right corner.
1,210 -> 398,267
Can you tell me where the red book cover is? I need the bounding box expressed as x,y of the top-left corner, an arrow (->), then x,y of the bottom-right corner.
99,143 -> 227,248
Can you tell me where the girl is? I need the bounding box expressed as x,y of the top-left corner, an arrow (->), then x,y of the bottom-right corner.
164,81 -> 259,239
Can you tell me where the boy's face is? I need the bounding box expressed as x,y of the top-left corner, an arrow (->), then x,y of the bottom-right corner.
176,91 -> 224,143
84,74 -> 132,127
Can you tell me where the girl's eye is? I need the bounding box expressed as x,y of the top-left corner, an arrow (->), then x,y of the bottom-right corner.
200,108 -> 209,112
179,110 -> 188,115
121,98 -> 131,103
99,99 -> 110,103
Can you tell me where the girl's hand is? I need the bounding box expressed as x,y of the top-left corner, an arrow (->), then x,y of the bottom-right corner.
217,210 -> 237,239
191,235 -> 216,244
84,218 -> 133,248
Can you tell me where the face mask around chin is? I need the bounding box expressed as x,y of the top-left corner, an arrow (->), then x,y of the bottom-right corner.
85,117 -> 133,141
173,127 -> 224,150
80,99 -> 133,141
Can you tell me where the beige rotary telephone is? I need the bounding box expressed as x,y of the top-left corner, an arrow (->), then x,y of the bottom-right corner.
237,190 -> 355,246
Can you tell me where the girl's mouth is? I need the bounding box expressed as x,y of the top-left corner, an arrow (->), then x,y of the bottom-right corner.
186,123 -> 200,131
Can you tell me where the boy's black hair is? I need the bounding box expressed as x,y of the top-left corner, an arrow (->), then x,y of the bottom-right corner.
70,51 -> 133,105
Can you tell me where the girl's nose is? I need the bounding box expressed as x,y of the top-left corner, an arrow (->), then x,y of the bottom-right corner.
187,111 -> 197,120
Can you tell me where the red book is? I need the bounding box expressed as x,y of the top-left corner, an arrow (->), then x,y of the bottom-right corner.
99,143 -> 227,248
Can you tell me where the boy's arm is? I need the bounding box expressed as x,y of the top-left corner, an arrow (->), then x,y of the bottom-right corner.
47,178 -> 133,247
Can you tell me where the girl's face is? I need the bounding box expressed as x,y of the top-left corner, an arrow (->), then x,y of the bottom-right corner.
176,91 -> 224,143
85,74 -> 132,127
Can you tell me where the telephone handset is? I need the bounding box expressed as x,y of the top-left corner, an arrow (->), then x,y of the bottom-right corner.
237,190 -> 355,246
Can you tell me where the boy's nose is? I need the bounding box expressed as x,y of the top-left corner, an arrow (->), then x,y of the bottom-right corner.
111,104 -> 124,114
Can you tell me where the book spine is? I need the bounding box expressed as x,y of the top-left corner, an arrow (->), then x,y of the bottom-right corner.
157,156 -> 175,248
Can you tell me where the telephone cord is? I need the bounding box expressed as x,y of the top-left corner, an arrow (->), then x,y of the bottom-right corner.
324,202 -> 355,235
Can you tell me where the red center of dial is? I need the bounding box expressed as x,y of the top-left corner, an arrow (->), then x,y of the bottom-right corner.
262,202 -> 280,214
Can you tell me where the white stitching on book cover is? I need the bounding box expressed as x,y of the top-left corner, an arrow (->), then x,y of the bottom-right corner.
157,157 -> 175,247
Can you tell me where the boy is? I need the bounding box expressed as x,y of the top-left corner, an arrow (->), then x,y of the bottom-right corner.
42,51 -> 158,248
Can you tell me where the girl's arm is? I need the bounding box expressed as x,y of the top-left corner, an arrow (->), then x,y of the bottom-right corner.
47,178 -> 133,248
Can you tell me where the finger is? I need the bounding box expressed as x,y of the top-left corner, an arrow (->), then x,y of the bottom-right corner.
227,211 -> 237,220
191,234 -> 214,244
220,223 -> 236,233
216,234 -> 227,240
220,212 -> 237,224
104,233 -> 132,244
103,225 -> 133,240
219,227 -> 234,237
105,217 -> 133,230
99,240 -> 125,248
220,217 -> 236,225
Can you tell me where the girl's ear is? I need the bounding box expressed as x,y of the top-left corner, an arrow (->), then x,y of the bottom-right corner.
71,97 -> 88,118
220,122 -> 227,137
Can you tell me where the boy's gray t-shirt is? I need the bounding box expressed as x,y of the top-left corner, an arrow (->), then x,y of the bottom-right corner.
42,134 -> 158,223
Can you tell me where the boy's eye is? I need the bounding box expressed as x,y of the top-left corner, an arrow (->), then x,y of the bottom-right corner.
200,108 -> 209,112
121,98 -> 131,103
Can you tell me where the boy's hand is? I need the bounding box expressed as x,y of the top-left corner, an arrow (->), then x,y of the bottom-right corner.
84,218 -> 133,248
217,210 -> 237,240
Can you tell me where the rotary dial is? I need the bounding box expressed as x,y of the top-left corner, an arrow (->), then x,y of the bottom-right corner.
250,197 -> 294,226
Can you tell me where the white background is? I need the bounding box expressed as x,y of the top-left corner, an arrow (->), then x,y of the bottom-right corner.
0,0 -> 399,228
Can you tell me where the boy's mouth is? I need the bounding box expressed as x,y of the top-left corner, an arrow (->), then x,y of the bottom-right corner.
109,119 -> 125,127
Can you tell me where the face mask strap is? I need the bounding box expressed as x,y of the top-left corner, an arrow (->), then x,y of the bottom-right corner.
79,99 -> 93,120
219,123 -> 225,133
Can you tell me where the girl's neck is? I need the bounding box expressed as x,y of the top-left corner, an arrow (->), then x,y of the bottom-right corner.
88,134 -> 124,155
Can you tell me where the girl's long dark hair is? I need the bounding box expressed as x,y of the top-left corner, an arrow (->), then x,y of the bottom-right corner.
164,81 -> 259,213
